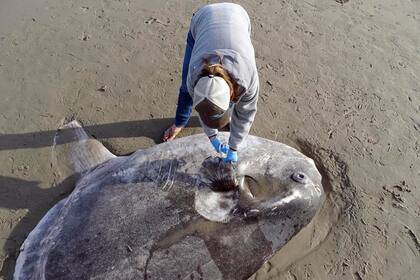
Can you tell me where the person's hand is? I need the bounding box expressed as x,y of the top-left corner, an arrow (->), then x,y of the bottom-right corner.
210,136 -> 229,154
224,148 -> 238,163
163,124 -> 183,142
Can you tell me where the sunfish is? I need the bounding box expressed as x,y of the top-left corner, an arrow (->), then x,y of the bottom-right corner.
14,121 -> 324,280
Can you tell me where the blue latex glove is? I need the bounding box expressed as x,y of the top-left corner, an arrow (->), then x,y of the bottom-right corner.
210,137 -> 229,154
224,148 -> 238,163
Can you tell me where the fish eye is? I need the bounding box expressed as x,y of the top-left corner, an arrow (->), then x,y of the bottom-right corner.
291,172 -> 307,183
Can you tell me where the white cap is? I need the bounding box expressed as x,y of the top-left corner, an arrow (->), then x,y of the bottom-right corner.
193,75 -> 230,110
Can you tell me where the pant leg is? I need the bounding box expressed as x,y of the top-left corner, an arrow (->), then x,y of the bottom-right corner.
175,31 -> 195,127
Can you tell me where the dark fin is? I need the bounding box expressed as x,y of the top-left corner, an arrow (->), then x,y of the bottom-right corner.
201,157 -> 238,192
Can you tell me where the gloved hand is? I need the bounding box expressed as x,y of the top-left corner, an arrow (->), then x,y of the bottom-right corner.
224,148 -> 238,163
210,136 -> 229,154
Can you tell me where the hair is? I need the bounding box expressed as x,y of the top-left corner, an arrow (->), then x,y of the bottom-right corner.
201,63 -> 240,102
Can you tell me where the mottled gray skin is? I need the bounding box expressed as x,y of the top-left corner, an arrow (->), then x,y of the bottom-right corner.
14,121 -> 324,280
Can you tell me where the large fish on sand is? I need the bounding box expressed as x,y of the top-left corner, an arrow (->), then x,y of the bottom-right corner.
14,121 -> 324,279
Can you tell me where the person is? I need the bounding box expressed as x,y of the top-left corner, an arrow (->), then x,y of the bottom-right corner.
163,3 -> 259,163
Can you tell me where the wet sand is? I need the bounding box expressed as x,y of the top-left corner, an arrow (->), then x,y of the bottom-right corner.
0,0 -> 419,279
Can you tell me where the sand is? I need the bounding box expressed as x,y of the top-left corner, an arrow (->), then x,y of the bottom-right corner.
0,0 -> 419,279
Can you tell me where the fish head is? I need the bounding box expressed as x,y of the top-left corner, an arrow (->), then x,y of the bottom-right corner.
236,153 -> 323,218
195,138 -> 324,223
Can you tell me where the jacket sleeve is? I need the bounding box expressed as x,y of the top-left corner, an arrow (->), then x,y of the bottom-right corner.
228,74 -> 259,150
199,116 -> 219,138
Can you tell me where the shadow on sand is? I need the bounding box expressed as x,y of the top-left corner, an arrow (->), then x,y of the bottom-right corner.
0,117 -> 201,151
0,117 -> 200,279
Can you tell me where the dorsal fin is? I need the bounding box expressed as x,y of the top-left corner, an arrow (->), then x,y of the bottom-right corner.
52,120 -> 116,180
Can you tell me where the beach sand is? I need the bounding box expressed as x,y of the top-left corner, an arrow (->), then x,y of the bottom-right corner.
0,0 -> 419,279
